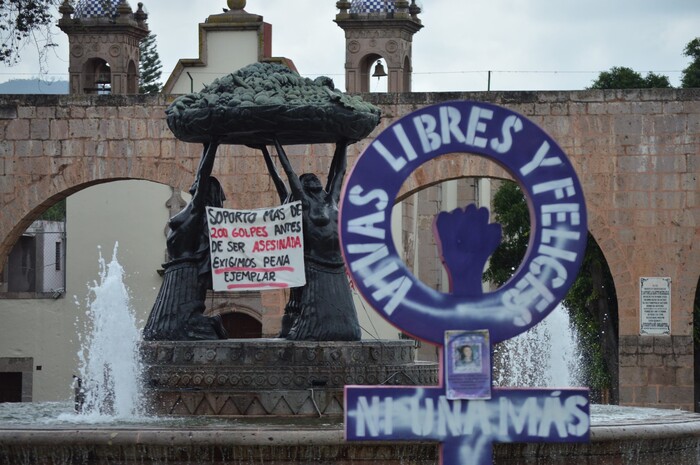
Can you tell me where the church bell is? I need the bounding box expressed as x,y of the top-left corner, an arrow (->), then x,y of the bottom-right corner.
372,60 -> 388,78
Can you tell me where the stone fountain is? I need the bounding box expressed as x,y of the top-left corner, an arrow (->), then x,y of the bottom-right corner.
135,61 -> 438,418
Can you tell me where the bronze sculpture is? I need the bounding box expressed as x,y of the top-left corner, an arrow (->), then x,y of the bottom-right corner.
144,62 -> 379,341
265,139 -> 361,341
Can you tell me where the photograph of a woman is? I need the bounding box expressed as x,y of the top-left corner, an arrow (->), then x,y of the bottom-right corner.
453,343 -> 482,373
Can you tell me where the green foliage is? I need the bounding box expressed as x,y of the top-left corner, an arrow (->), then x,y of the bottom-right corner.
562,233 -> 618,396
681,37 -> 700,88
484,181 -> 617,400
482,182 -> 529,286
39,198 -> 65,221
139,32 -> 162,94
642,72 -> 672,89
589,66 -> 671,89
0,0 -> 59,66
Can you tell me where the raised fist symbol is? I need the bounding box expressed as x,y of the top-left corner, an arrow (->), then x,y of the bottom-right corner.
434,204 -> 502,297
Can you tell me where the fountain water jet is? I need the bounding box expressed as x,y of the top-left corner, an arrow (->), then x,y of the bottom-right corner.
70,244 -> 145,421
495,304 -> 584,388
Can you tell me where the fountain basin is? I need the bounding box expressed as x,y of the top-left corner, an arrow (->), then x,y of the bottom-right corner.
497,406 -> 700,464
142,339 -> 439,416
1,405 -> 699,464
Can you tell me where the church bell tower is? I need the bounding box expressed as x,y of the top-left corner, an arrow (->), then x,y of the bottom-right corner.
334,0 -> 422,93
58,0 -> 149,95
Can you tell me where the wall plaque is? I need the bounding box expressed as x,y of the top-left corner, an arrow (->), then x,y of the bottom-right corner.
640,277 -> 671,335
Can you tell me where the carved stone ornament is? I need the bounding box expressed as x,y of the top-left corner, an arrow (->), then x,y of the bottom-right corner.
70,44 -> 84,57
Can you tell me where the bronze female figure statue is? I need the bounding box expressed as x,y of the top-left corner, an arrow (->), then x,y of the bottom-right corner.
262,139 -> 361,341
143,141 -> 228,341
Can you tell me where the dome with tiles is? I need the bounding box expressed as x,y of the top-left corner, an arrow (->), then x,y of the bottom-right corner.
350,0 -> 396,14
73,0 -> 121,19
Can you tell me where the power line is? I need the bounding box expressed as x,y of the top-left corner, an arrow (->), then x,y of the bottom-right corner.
413,69 -> 684,75
0,68 -> 684,78
0,72 -> 69,76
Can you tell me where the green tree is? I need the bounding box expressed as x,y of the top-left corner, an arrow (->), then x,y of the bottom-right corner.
484,181 -> 618,403
139,32 -> 162,94
482,182 -> 528,286
39,198 -> 66,221
589,66 -> 671,89
0,0 -> 59,67
563,233 -> 618,403
642,72 -> 672,89
681,37 -> 700,88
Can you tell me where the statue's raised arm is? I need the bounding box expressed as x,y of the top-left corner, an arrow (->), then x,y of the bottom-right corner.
258,144 -> 289,204
273,138 -> 304,203
189,140 -> 220,212
327,139 -> 349,202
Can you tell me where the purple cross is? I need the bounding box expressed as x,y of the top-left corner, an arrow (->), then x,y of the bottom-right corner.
339,100 -> 592,465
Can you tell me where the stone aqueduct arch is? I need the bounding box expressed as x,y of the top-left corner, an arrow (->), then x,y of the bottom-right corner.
0,89 -> 698,409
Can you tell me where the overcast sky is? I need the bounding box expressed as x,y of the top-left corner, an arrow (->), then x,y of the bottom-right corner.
1,0 -> 698,92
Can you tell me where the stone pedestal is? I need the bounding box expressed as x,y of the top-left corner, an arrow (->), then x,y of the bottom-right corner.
142,339 -> 438,416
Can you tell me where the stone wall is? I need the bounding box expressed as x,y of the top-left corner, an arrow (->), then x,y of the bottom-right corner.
620,335 -> 694,409
0,89 -> 698,409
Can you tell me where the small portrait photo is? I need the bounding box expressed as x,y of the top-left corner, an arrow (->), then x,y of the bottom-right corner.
453,342 -> 482,373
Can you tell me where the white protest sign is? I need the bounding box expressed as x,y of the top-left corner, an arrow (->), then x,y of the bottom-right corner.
206,202 -> 305,291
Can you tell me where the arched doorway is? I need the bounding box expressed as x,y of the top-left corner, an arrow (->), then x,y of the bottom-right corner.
0,179 -> 178,402
127,60 -> 138,94
220,312 -> 262,339
82,58 -> 112,94
358,53 -> 387,93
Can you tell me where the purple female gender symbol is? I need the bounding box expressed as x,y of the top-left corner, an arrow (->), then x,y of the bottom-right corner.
339,100 -> 587,345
